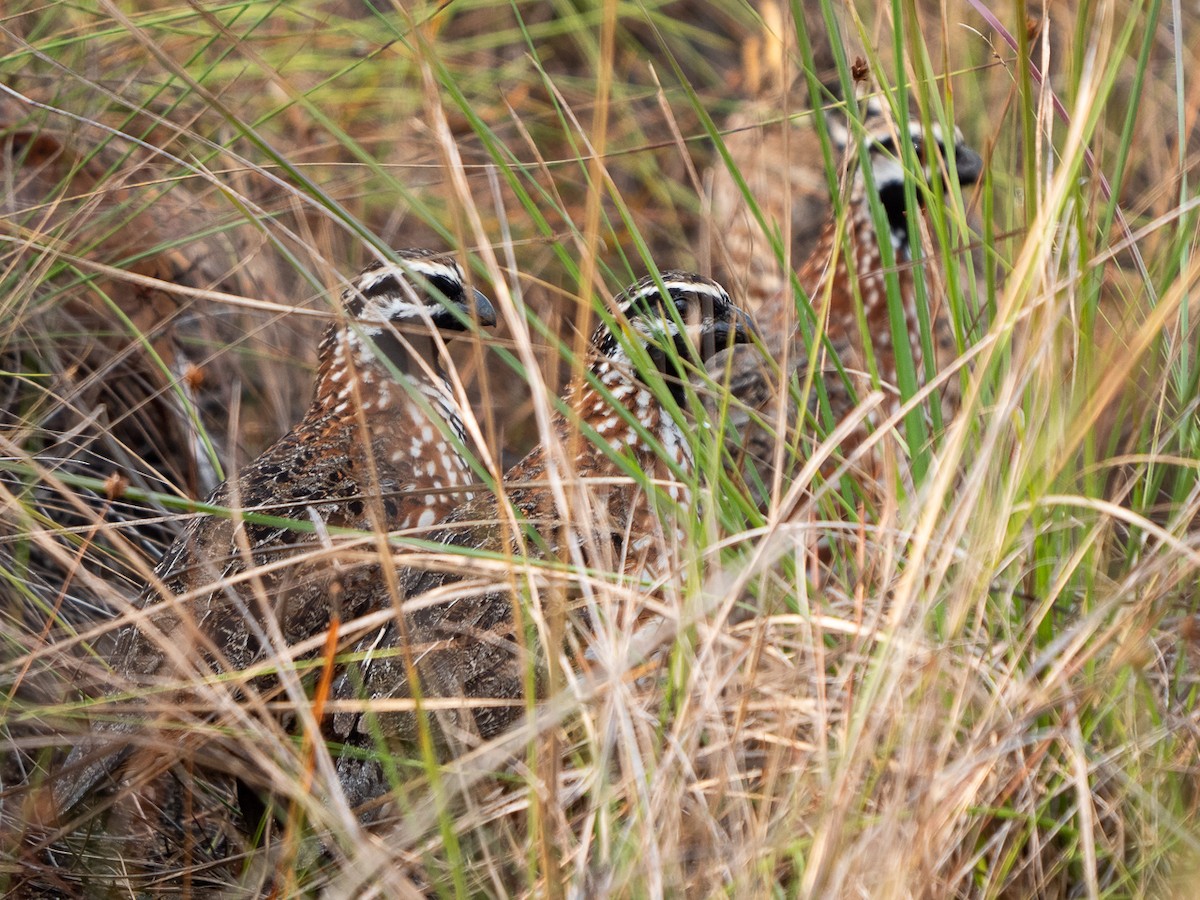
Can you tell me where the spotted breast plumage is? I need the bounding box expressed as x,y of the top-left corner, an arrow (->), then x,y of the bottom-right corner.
330,272 -> 755,815
53,249 -> 496,821
710,89 -> 983,494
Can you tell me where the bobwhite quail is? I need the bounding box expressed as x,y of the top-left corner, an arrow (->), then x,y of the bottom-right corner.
330,272 -> 755,813
710,89 -> 983,496
53,249 -> 496,819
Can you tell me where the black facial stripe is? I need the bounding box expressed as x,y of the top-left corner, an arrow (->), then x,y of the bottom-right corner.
422,273 -> 465,303
592,273 -> 742,359
872,134 -> 931,161
361,264 -> 460,291
622,276 -> 733,329
398,261 -> 463,284
350,263 -> 465,314
629,278 -> 729,306
877,181 -> 911,236
357,271 -> 408,298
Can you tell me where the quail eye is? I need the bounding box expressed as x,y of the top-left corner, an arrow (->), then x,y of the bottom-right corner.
423,274 -> 462,302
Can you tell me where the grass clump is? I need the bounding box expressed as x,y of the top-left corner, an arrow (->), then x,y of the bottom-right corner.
1,0 -> 1198,896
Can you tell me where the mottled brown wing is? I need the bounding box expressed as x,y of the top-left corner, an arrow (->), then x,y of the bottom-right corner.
329,486 -> 545,817
55,426 -> 376,814
330,478 -> 548,739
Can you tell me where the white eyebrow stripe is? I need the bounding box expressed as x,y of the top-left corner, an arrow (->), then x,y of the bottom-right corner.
401,260 -> 464,282
356,261 -> 463,295
680,280 -> 731,304
899,120 -> 966,151
628,277 -> 730,306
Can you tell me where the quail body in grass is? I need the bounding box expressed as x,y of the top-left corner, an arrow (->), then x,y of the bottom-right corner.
53,249 -> 496,818
709,87 -> 983,493
331,272 -> 755,815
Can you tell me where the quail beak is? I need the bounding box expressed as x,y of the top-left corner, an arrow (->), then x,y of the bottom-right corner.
690,307 -> 757,363
732,306 -> 758,344
470,288 -> 498,327
710,306 -> 758,352
954,145 -> 984,186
